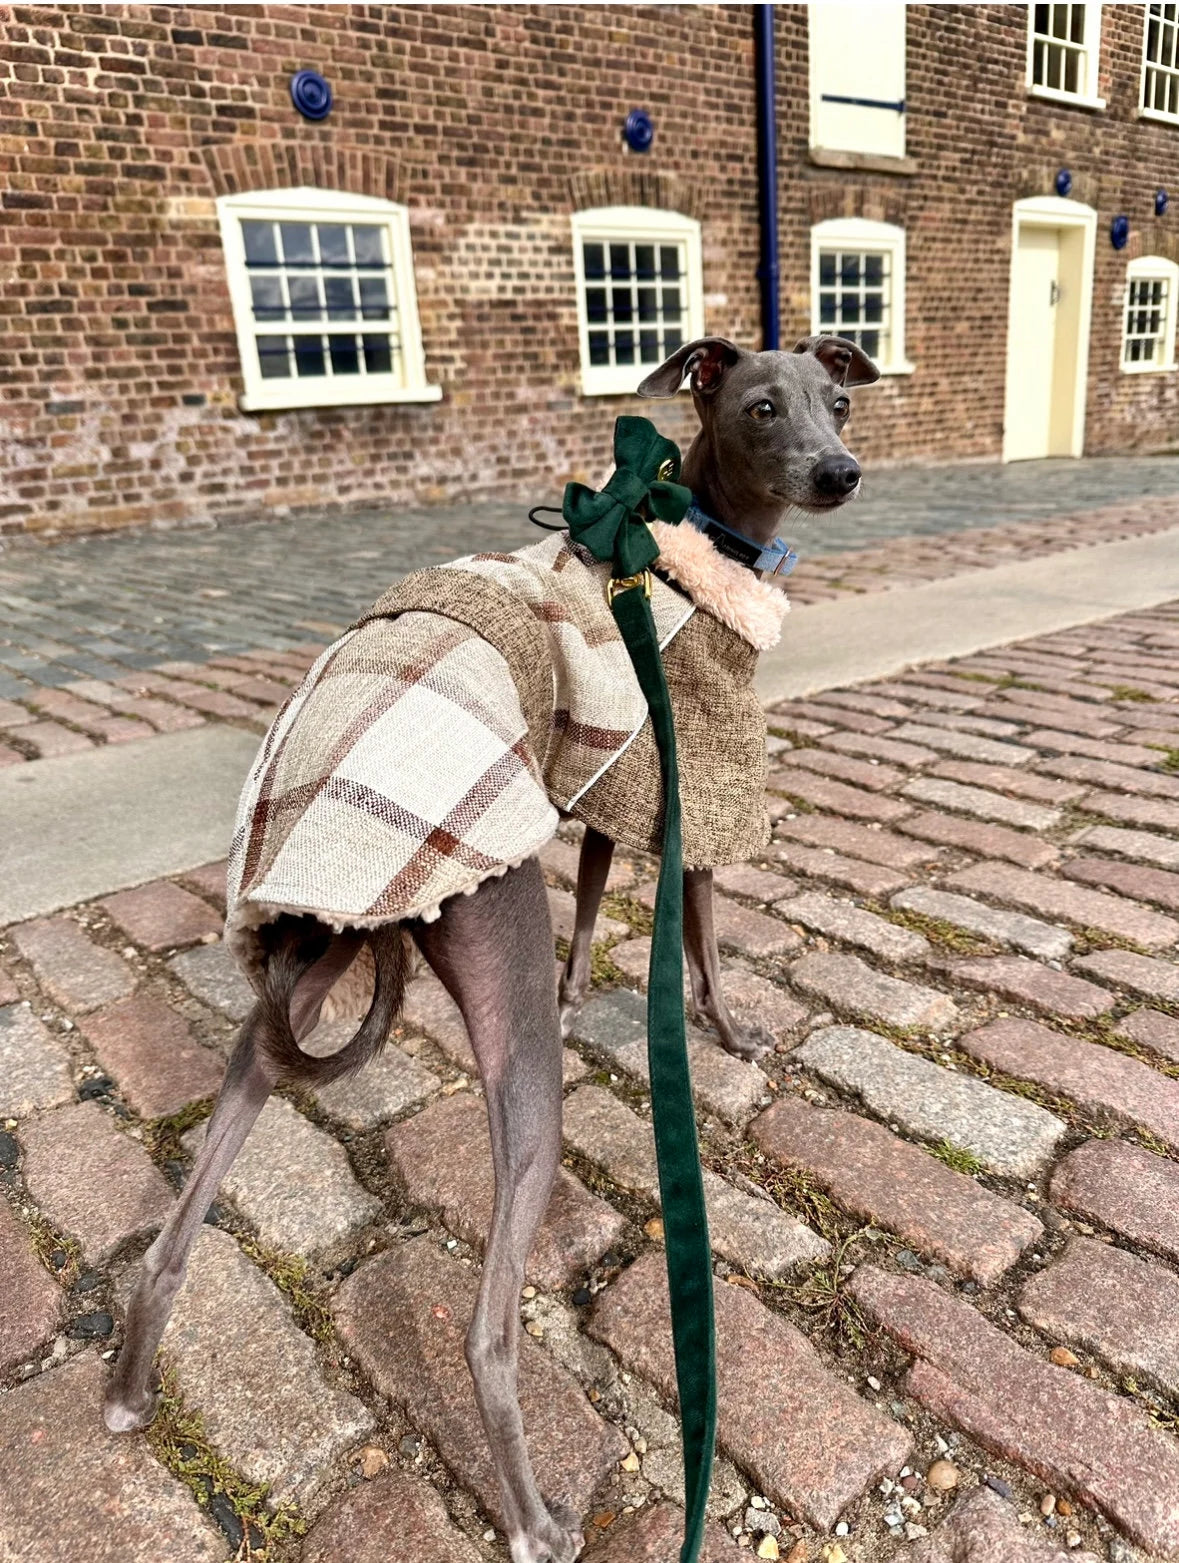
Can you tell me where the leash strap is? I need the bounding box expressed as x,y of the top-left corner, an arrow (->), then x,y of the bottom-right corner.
563,416 -> 717,1563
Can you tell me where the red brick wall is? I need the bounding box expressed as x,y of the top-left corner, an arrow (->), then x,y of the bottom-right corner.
2,3 -> 1178,537
779,3 -> 1179,467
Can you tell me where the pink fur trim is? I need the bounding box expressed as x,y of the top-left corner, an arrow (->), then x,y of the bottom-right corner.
648,520 -> 789,651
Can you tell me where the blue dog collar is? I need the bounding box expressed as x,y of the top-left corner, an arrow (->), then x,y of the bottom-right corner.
683,500 -> 799,577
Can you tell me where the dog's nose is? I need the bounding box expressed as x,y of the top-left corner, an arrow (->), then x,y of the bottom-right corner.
812,456 -> 861,497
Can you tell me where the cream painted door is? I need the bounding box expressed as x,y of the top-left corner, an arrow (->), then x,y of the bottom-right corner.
1005,226 -> 1060,461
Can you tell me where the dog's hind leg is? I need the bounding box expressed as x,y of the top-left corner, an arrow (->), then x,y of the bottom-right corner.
103,1008 -> 277,1432
104,925 -> 366,1434
557,825 -> 613,1038
683,866 -> 772,1060
414,857 -> 582,1563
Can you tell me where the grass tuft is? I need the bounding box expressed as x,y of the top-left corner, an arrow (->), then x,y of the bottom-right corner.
144,1098 -> 215,1163
1107,685 -> 1156,703
778,1231 -> 870,1349
23,1209 -> 82,1286
927,1139 -> 984,1176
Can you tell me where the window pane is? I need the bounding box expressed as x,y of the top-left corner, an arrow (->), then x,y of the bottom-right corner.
662,286 -> 681,318
865,294 -> 883,323
295,337 -> 326,377
841,295 -> 861,323
637,286 -> 658,321
330,337 -> 360,375
664,327 -> 683,354
588,330 -> 610,365
610,243 -> 631,280
583,243 -> 605,280
359,276 -> 390,321
864,254 -> 885,286
257,335 -> 289,378
840,254 -> 861,284
250,276 -> 285,321
363,335 -> 393,374
352,226 -> 384,266
819,252 -> 837,286
615,331 -> 635,365
640,328 -> 660,362
280,223 -> 315,266
242,220 -> 278,266
635,245 -> 657,280
819,294 -> 837,325
861,329 -> 881,358
287,276 -> 322,321
317,224 -> 350,265
660,246 -> 681,279
586,287 -> 608,324
612,287 -> 633,323
325,276 -> 357,320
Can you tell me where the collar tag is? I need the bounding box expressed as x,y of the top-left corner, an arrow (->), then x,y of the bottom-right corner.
683,501 -> 799,577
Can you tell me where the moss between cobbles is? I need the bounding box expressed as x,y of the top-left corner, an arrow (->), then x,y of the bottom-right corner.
1122,1376 -> 1179,1433
146,1366 -> 305,1557
600,893 -> 654,938
22,1206 -> 81,1286
871,903 -> 1002,957
233,1235 -> 334,1346
1071,1014 -> 1179,1081
1149,745 -> 1179,772
766,726 -> 816,749
143,1097 -> 215,1163
944,669 -> 1022,688
1106,684 -> 1157,702
767,789 -> 816,813
1074,926 -> 1153,956
926,1140 -> 985,1176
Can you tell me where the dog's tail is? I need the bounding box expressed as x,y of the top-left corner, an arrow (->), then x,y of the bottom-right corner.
254,915 -> 410,1086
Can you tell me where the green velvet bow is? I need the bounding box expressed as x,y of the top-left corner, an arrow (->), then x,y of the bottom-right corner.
562,415 -> 691,577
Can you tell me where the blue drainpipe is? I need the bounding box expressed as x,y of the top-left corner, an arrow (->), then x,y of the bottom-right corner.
754,3 -> 780,350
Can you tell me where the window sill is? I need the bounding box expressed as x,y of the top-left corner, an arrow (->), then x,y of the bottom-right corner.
1139,106 -> 1179,127
579,373 -> 663,398
809,147 -> 916,177
240,383 -> 443,412
1027,84 -> 1106,112
878,360 -> 916,377
1120,361 -> 1177,375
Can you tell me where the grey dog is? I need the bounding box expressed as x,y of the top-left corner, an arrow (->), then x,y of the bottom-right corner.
105,333 -> 877,1563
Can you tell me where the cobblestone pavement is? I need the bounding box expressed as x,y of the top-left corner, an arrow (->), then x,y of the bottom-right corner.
4,600 -> 1179,1560
1,455 -> 1178,698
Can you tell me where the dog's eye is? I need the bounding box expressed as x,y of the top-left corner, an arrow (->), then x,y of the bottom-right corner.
749,400 -> 775,421
833,397 -> 850,418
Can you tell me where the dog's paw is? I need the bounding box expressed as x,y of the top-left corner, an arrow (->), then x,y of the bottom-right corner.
694,1006 -> 773,1061
509,1501 -> 585,1563
103,1384 -> 159,1435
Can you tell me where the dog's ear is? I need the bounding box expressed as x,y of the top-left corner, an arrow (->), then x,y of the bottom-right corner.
792,334 -> 880,387
637,337 -> 743,399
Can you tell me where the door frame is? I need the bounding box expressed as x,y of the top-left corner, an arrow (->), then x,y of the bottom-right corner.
1002,195 -> 1097,461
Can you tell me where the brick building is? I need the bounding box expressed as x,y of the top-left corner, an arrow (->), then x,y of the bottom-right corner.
2,2 -> 1179,537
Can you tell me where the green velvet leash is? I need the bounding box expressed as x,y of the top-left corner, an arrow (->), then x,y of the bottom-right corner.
564,417 -> 717,1563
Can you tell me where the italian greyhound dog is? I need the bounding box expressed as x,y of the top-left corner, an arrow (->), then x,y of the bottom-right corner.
105,334 -> 877,1563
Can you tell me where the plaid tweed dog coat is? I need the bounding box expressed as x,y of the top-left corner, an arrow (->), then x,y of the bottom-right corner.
225,520 -> 789,980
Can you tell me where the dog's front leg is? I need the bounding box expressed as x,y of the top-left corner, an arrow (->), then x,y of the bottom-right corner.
683,867 -> 773,1060
557,825 -> 614,1037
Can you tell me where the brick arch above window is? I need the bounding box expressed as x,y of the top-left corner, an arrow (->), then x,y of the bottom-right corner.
1011,164 -> 1100,208
201,141 -> 402,203
1124,227 -> 1179,266
806,182 -> 908,228
568,169 -> 702,220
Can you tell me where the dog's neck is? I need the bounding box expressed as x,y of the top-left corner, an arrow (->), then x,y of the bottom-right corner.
681,429 -> 789,547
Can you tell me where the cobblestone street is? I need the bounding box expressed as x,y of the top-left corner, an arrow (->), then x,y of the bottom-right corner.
3,540 -> 1179,1560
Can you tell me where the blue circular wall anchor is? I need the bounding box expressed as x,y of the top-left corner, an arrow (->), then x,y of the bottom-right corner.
1054,168 -> 1072,197
1157,188 -> 1170,217
623,108 -> 654,153
1110,215 -> 1130,250
291,70 -> 332,121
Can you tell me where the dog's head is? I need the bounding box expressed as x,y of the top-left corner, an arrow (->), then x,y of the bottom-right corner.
637,335 -> 879,515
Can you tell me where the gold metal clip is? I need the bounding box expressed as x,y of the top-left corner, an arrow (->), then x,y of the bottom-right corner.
606,569 -> 653,606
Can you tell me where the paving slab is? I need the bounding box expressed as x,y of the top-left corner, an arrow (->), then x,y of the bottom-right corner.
890,886 -> 1073,960
789,950 -> 959,1032
796,1027 -> 1066,1177
783,891 -> 930,962
1049,1139 -> 1179,1265
309,1024 -> 440,1130
581,1501 -> 741,1561
751,1097 -> 1041,1285
385,1091 -> 626,1290
0,1003 -> 74,1117
301,1469 -> 484,1563
8,916 -> 136,1013
0,1197 -> 62,1373
756,527 -> 1179,701
169,940 -> 256,1022
100,880 -> 223,950
589,1250 -> 911,1530
0,1351 -> 224,1562
80,994 -> 223,1118
21,1100 -> 172,1264
332,1237 -> 627,1528
850,1263 -> 1179,1560
1019,1236 -> 1179,1401
184,1096 -> 381,1257
158,1226 -> 374,1506
0,725 -> 259,925
908,1486 -> 1101,1563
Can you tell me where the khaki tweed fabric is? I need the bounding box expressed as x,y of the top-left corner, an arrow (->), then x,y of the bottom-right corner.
225,531 -> 770,975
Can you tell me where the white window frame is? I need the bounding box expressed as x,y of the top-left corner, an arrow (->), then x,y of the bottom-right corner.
1027,3 -> 1105,109
809,217 -> 913,376
216,187 -> 441,413
571,206 -> 704,397
1140,2 -> 1179,123
1121,255 -> 1179,373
